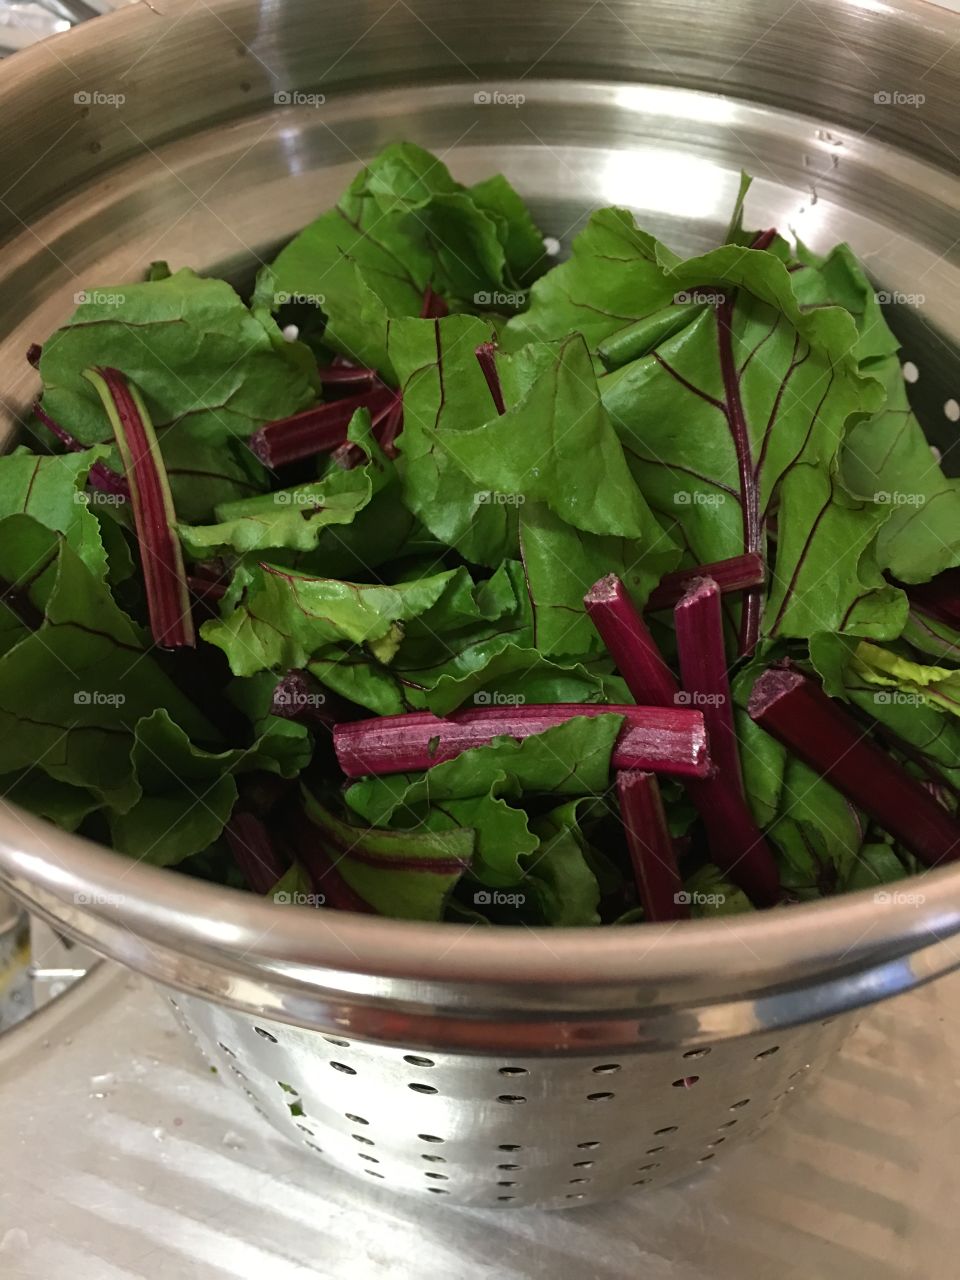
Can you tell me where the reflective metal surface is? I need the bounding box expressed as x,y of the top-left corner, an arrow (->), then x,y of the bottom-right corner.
1,962 -> 958,1276
0,0 -> 956,1203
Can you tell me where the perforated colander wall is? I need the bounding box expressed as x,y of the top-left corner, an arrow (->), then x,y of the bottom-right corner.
168,994 -> 853,1208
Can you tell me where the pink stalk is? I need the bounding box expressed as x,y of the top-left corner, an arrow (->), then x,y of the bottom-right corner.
376,396 -> 404,459
420,284 -> 449,318
902,569 -> 960,632
186,574 -> 227,604
617,771 -> 690,922
318,362 -> 379,387
225,811 -> 289,895
250,384 -> 396,467
285,809 -> 377,913
750,227 -> 777,252
334,703 -> 709,780
32,401 -> 130,497
748,666 -> 960,867
646,552 -> 765,612
83,367 -> 194,648
674,578 -> 781,905
475,341 -> 506,415
584,575 -> 678,705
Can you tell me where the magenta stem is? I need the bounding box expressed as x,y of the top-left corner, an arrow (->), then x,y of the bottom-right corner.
618,770 -> 690,922
585,575 -> 678,704
32,402 -> 130,497
646,552 -> 765,612
225,811 -> 289,895
748,666 -> 960,867
250,384 -> 396,467
420,284 -> 449,319
334,703 -> 709,780
475,341 -> 506,415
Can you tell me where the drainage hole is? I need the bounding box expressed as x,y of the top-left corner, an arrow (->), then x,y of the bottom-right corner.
586,1092 -> 615,1102
672,1076 -> 700,1088
729,1098 -> 751,1110
497,1163 -> 521,1171
654,1125 -> 678,1135
352,1134 -> 375,1146
682,1047 -> 711,1059
253,1027 -> 278,1043
345,1113 -> 369,1125
403,1055 -> 435,1067
576,1141 -> 601,1149
418,1134 -> 445,1143
358,1154 -> 379,1164
591,1063 -> 621,1075
497,1095 -> 526,1104
421,1154 -> 446,1163
424,1172 -> 448,1180
498,1066 -> 529,1077
323,1036 -> 351,1048
498,1143 -> 523,1152
754,1046 -> 780,1060
330,1062 -> 356,1075
573,1161 -> 594,1169
408,1083 -> 439,1095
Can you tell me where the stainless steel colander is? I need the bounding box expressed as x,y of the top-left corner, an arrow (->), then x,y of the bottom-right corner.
0,0 -> 957,1210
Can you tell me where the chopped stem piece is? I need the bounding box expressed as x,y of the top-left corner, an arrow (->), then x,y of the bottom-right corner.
675,577 -> 781,905
617,771 -> 689,922
83,366 -> 195,648
250,384 -> 395,467
225,810 -> 289,895
585,575 -> 678,705
334,703 -> 709,780
749,666 -> 960,866
475,341 -> 506,415
646,552 -> 765,612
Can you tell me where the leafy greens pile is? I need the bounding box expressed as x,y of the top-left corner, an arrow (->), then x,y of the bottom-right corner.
6,142 -> 959,926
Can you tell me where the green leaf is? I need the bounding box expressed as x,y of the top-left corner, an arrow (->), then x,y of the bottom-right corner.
850,640 -> 960,718
37,267 -> 318,447
841,843 -> 909,892
201,562 -> 458,677
684,864 -> 755,917
0,446 -> 112,580
769,756 -> 863,896
525,799 -> 602,925
301,786 -> 471,920
0,519 -> 214,807
416,791 -> 537,887
268,143 -> 543,375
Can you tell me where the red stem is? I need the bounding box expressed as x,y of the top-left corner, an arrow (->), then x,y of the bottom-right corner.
750,227 -> 777,252
85,367 -> 194,648
475,341 -> 506,415
285,809 -> 377,913
32,402 -> 130,497
748,665 -> 960,867
674,578 -> 781,905
224,811 -> 289,895
900,569 -> 960,632
420,284 -> 449,319
250,384 -> 396,467
617,770 -> 690,922
334,703 -> 709,780
585,575 -> 678,705
646,552 -> 765,612
318,362 -> 379,387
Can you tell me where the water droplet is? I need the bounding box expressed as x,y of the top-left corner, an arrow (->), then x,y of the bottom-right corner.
152,1127 -> 166,1142
902,361 -> 919,384
281,324 -> 299,343
543,236 -> 561,257
222,1130 -> 245,1150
